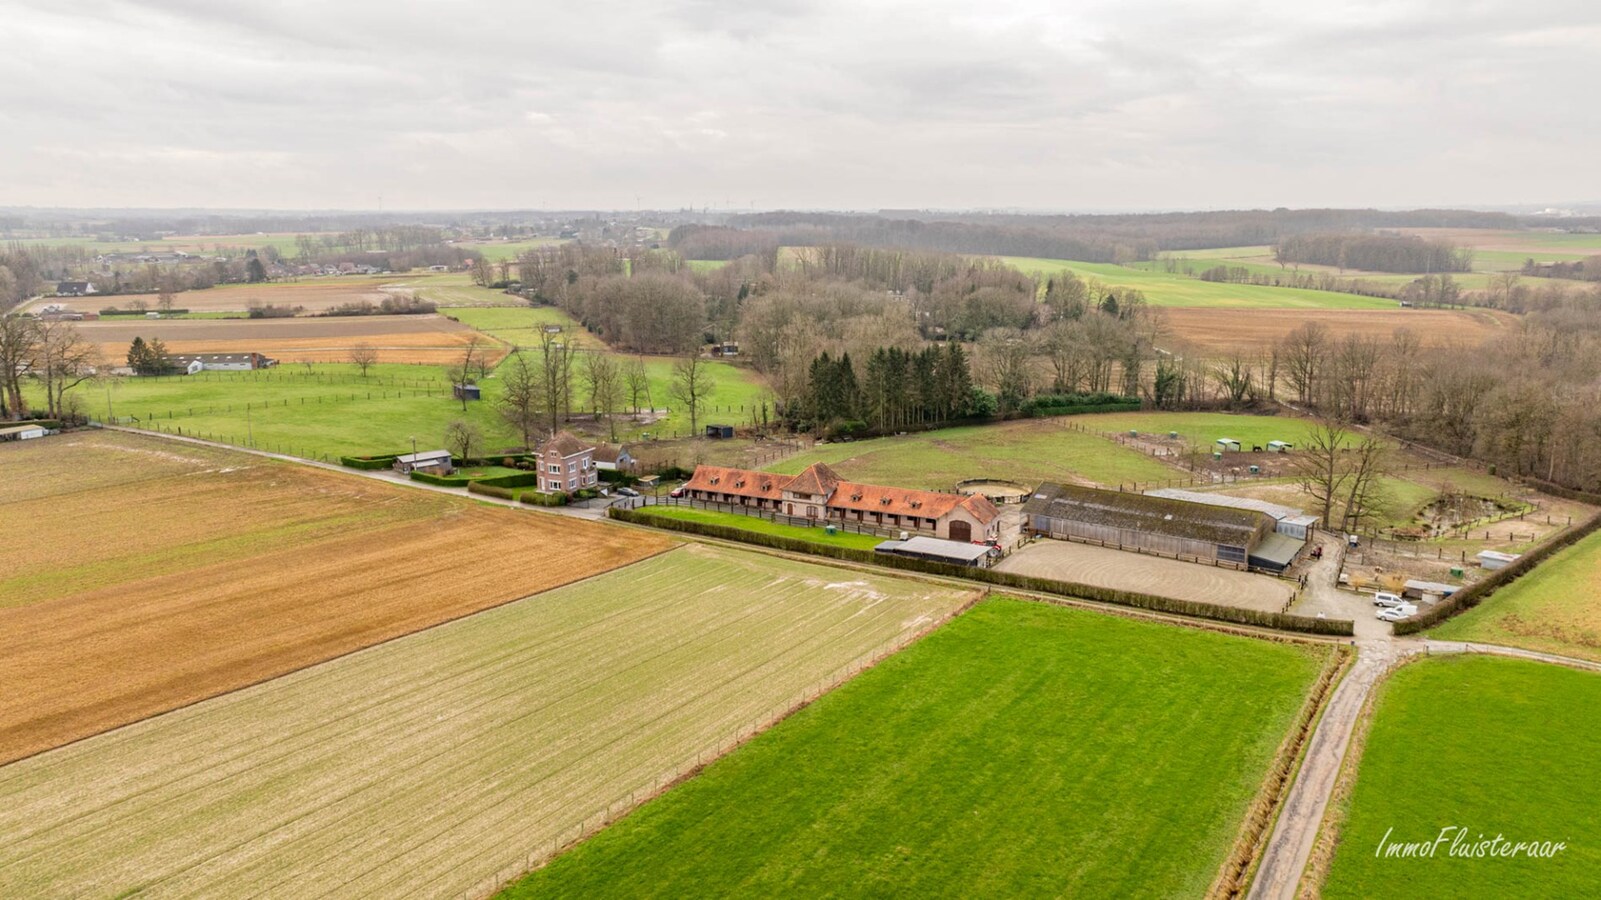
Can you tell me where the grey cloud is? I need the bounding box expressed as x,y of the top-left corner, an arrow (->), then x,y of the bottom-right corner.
2,0 -> 1597,210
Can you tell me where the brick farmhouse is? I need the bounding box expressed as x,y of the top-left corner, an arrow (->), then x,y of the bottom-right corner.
681,462 -> 1001,542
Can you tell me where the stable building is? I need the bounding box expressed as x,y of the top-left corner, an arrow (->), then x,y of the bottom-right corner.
169,352 -> 277,373
680,462 -> 1001,542
1143,488 -> 1320,540
393,449 -> 454,475
1023,482 -> 1280,569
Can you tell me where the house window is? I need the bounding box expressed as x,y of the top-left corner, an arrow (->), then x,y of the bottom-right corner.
548,464 -> 560,475
568,478 -> 576,490
568,461 -> 577,473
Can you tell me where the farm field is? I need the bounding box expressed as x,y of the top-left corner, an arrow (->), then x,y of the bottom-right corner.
29,275 -> 406,315
1087,411 -> 1322,449
996,540 -> 1293,612
77,313 -> 497,365
1431,529 -> 1601,662
40,363 -> 514,460
1320,656 -> 1601,898
999,256 -> 1398,309
6,231 -> 312,256
0,430 -> 665,765
633,505 -> 887,550
1159,306 -> 1512,354
505,599 -> 1328,898
0,544 -> 974,899
766,418 -> 1178,490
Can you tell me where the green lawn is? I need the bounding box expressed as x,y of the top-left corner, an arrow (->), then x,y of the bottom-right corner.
1322,656 -> 1601,898
503,599 -> 1325,898
766,419 -> 1178,490
1083,411 -> 1323,450
635,505 -> 885,550
686,259 -> 731,272
1431,528 -> 1601,662
1000,257 -> 1399,309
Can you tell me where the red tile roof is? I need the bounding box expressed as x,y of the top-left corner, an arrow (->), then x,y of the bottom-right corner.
683,465 -> 789,502
784,462 -> 841,497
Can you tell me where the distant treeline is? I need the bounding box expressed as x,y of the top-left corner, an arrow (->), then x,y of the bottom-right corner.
1271,233 -> 1473,274
706,208 -> 1531,262
1523,257 -> 1601,282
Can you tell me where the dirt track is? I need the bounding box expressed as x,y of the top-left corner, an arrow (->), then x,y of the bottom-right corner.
996,539 -> 1292,612
1162,307 -> 1512,354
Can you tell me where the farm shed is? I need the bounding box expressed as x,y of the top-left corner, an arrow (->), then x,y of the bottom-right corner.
1023,482 -> 1273,567
168,352 -> 277,372
393,450 -> 454,475
1215,438 -> 1242,452
1477,550 -> 1520,571
875,537 -> 994,567
1144,488 -> 1319,540
1247,533 -> 1304,575
0,424 -> 48,441
1266,440 -> 1294,452
1403,580 -> 1460,602
452,383 -> 482,401
704,424 -> 735,439
592,444 -> 634,472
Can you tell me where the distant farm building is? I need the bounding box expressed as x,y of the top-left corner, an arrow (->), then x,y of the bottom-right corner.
55,281 -> 96,296
393,450 -> 454,475
169,352 -> 278,373
1023,482 -> 1303,572
539,430 -> 598,494
681,462 -> 1001,542
1143,488 -> 1320,540
704,424 -> 735,439
452,383 -> 482,401
711,341 -> 740,357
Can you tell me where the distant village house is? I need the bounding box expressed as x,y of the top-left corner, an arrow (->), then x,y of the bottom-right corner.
539,431 -> 598,494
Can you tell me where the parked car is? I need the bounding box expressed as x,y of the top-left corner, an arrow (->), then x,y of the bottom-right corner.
668,487 -> 686,498
1376,605 -> 1417,622
615,487 -> 640,498
1373,591 -> 1406,608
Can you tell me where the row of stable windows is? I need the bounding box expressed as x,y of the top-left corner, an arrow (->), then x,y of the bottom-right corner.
695,492 -> 939,530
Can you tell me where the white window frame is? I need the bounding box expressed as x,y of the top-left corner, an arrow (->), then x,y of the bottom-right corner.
548,464 -> 560,475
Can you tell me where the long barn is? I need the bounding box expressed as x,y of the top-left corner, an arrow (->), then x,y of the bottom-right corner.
1022,482 -> 1278,569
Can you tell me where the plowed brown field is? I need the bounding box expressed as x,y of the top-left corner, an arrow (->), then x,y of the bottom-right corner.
39,277 -> 404,314
1161,307 -> 1512,354
78,314 -> 500,364
0,431 -> 666,765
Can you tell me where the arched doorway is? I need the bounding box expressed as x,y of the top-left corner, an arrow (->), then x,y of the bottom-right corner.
948,520 -> 972,542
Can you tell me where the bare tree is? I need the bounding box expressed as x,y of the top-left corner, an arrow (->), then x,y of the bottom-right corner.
157,290 -> 175,312
496,350 -> 544,450
448,335 -> 484,411
33,320 -> 100,419
1292,419 -> 1354,529
1339,435 -> 1390,532
443,419 -> 482,462
1212,352 -> 1257,407
1279,321 -> 1329,407
584,351 -> 624,442
536,330 -> 576,437
669,352 -> 715,437
0,315 -> 39,418
348,343 -> 378,377
624,356 -> 651,415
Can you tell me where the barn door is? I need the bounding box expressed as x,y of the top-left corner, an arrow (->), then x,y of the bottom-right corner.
949,521 -> 972,542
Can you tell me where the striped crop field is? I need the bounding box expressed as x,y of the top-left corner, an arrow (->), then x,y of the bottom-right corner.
0,544 -> 976,899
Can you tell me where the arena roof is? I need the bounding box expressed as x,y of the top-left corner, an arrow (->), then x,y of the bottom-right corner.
1023,482 -> 1272,548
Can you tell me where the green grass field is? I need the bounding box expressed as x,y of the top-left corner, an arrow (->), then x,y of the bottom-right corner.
1431,529 -> 1601,662
504,598 -> 1326,898
765,418 -> 1178,490
1085,411 -> 1321,449
634,505 -> 885,550
1000,257 -> 1399,309
1322,656 -> 1601,898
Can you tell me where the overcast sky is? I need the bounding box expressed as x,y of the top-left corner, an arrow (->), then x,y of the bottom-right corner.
4,0 -> 1597,211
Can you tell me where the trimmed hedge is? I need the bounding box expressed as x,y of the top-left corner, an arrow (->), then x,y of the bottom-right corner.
410,470 -> 478,487
475,471 -> 545,489
1394,509 -> 1601,635
609,507 -> 1352,636
339,453 -> 404,470
522,490 -> 568,507
468,482 -> 518,500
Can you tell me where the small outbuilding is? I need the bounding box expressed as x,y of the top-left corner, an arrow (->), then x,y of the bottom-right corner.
593,444 -> 634,472
1403,580 -> 1460,603
1477,549 -> 1521,571
0,423 -> 48,441
1216,438 -> 1242,452
452,383 -> 482,401
875,536 -> 995,567
705,424 -> 735,439
393,449 -> 454,475
1267,440 -> 1294,452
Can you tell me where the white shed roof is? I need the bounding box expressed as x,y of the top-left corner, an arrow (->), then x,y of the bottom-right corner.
875,536 -> 992,563
1144,488 -> 1311,524
396,450 -> 452,464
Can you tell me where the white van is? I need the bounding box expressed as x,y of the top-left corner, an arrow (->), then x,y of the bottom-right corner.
1373,591 -> 1406,608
